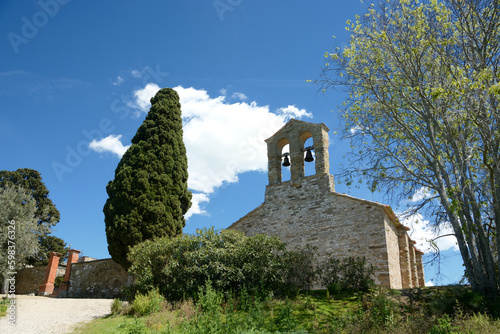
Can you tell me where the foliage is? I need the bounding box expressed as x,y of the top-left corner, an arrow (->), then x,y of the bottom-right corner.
0,297 -> 9,317
0,168 -> 60,228
0,168 -> 66,268
54,275 -> 64,288
128,228 -> 297,300
319,0 -> 500,296
26,235 -> 69,266
286,245 -> 319,295
104,88 -> 192,270
0,185 -> 49,276
74,286 -> 500,334
320,256 -> 376,293
131,288 -> 165,317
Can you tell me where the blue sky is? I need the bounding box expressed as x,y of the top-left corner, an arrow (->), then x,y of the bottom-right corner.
1,0 -> 463,285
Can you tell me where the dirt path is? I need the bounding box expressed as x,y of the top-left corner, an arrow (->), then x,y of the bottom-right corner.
0,294 -> 112,334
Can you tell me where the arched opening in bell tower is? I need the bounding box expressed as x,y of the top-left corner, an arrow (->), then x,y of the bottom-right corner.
277,138 -> 290,182
300,131 -> 316,177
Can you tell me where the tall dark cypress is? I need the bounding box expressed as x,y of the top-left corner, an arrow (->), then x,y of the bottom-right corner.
104,88 -> 192,269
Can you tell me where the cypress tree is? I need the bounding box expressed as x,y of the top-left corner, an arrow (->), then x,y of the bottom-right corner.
103,88 -> 192,269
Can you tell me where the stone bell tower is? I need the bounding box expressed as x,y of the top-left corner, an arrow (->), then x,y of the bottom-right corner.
228,118 -> 425,290
265,119 -> 330,185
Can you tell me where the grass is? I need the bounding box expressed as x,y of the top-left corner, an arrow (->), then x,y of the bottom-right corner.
0,297 -> 9,317
72,314 -> 139,334
71,286 -> 500,334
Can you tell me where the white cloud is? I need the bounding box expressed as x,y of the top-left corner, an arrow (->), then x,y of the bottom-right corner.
232,92 -> 247,100
349,125 -> 363,134
277,105 -> 312,119
112,76 -> 124,86
409,186 -> 433,203
425,280 -> 434,287
89,135 -> 130,157
219,88 -> 228,96
107,84 -> 312,220
185,193 -> 210,219
128,83 -> 161,112
400,212 -> 458,253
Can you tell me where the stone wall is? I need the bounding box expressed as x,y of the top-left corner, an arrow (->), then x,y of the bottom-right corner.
63,258 -> 129,298
228,173 -> 423,289
14,266 -> 65,295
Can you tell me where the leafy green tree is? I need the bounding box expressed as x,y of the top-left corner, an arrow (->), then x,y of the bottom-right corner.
0,168 -> 60,229
26,235 -> 69,267
319,0 -> 500,296
0,185 -> 49,277
104,88 -> 192,269
0,168 -> 65,268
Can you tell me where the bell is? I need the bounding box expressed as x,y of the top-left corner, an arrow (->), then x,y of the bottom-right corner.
304,149 -> 314,162
282,154 -> 291,167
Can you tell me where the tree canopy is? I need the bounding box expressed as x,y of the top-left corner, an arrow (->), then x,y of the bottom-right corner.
319,0 -> 500,296
0,168 -> 66,268
0,168 -> 60,228
104,87 -> 192,270
0,185 -> 49,276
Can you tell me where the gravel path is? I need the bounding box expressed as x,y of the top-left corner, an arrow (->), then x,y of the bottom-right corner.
0,294 -> 112,334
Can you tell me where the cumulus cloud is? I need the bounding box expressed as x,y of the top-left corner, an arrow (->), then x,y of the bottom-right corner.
89,135 -> 130,157
128,83 -> 160,112
185,193 -> 210,220
103,84 -> 312,220
425,281 -> 434,287
276,105 -> 312,119
400,212 -> 458,253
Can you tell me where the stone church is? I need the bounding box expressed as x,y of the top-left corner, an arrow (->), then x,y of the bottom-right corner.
227,119 -> 424,289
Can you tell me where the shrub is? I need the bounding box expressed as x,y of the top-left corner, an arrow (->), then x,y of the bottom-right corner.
110,298 -> 123,315
128,228 -> 292,300
285,245 -> 319,296
0,297 -> 9,317
54,275 -> 64,288
131,288 -> 165,317
320,256 -> 376,293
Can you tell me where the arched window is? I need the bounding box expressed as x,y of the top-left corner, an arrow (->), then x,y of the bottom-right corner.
277,138 -> 290,182
303,137 -> 315,177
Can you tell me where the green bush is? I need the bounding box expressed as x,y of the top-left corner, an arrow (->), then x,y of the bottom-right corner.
0,297 -> 9,317
54,275 -> 64,288
320,256 -> 375,293
110,298 -> 123,315
131,288 -> 165,317
128,228 -> 305,300
285,245 -> 319,296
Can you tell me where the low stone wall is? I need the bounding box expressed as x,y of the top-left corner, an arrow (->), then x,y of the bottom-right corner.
64,258 -> 129,298
14,266 -> 65,295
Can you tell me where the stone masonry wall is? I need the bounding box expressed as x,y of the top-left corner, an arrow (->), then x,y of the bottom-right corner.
384,217 -> 403,289
228,173 -> 404,289
65,258 -> 128,298
14,266 -> 65,295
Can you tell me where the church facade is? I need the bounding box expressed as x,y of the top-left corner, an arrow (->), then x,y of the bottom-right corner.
227,119 -> 424,289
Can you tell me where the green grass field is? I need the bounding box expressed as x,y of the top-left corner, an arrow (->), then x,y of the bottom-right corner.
71,287 -> 500,334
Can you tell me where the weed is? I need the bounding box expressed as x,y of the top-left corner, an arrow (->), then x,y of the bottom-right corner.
131,288 -> 165,317
110,298 -> 123,315
273,297 -> 299,332
0,297 -> 9,317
